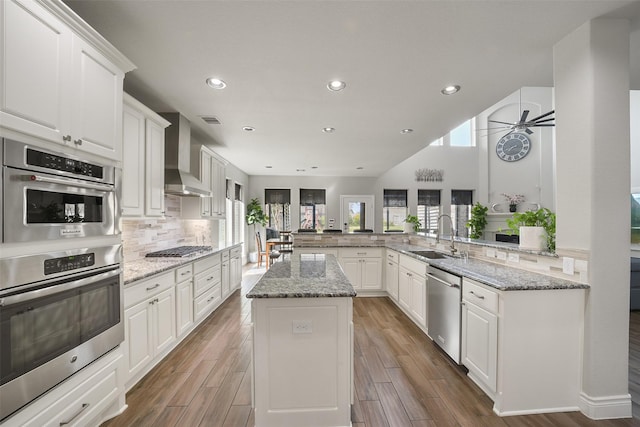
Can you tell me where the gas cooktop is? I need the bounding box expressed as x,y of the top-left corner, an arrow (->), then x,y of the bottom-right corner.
145,246 -> 213,258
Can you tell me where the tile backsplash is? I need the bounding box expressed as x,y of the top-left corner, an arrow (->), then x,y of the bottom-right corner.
122,195 -> 218,262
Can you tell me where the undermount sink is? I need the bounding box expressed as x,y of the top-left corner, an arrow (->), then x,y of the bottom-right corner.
409,250 -> 447,259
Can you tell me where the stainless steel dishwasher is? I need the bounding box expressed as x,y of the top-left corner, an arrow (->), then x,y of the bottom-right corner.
427,265 -> 462,364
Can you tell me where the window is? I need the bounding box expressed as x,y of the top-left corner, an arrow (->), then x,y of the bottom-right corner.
417,190 -> 441,233
429,137 -> 443,146
632,193 -> 640,245
300,189 -> 326,231
265,189 -> 291,231
383,190 -> 407,231
451,190 -> 473,238
450,119 -> 473,147
233,183 -> 244,246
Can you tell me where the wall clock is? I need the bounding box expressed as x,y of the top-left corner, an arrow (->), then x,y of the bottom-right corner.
496,132 -> 531,162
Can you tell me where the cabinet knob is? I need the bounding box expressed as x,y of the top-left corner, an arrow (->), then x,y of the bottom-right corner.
62,135 -> 72,142
73,138 -> 83,145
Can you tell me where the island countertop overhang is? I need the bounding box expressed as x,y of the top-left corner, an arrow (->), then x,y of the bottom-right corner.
246,253 -> 357,298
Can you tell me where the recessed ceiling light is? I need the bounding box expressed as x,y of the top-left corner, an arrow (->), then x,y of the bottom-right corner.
322,127 -> 335,133
242,126 -> 255,132
441,85 -> 461,95
206,77 -> 227,89
401,129 -> 413,134
327,80 -> 346,91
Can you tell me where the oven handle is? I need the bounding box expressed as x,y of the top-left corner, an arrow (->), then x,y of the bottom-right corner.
28,173 -> 114,192
0,267 -> 120,307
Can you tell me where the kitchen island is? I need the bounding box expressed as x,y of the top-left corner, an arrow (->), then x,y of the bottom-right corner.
246,253 -> 356,427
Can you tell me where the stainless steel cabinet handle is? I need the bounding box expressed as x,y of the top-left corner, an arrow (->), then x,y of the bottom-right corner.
207,276 -> 214,281
146,283 -> 161,291
357,252 -> 367,256
469,291 -> 485,299
59,403 -> 90,425
181,271 -> 191,276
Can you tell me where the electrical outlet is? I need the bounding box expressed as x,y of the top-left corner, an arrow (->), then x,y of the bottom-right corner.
292,320 -> 313,334
496,251 -> 507,261
508,253 -> 520,263
486,248 -> 496,258
563,257 -> 575,275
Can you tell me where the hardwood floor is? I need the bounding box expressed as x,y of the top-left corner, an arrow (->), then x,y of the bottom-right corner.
103,266 -> 639,427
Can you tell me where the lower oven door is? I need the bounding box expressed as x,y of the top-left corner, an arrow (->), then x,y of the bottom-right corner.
0,266 -> 123,420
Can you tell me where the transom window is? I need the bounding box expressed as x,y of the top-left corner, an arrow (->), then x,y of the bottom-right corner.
450,119 -> 473,147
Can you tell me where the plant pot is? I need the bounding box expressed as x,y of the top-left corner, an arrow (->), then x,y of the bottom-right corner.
404,223 -> 415,233
509,204 -> 517,213
249,251 -> 258,263
518,226 -> 546,251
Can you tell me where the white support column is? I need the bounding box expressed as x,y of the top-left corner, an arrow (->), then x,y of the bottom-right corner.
554,19 -> 631,419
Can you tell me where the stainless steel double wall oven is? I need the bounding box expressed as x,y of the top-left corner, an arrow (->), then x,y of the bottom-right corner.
0,138 -> 124,420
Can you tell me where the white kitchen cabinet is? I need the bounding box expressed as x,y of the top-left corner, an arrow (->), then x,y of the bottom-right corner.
122,93 -> 170,217
182,146 -> 228,219
460,277 -> 585,415
123,271 -> 176,388
338,248 -> 383,291
221,250 -> 231,299
385,250 -> 399,301
193,253 -> 222,321
397,255 -> 427,330
229,246 -> 242,294
461,279 -> 498,396
175,264 -> 194,338
0,0 -> 134,161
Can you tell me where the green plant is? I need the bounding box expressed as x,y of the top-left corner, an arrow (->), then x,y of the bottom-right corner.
404,214 -> 422,232
246,198 -> 268,229
466,202 -> 488,239
504,208 -> 556,252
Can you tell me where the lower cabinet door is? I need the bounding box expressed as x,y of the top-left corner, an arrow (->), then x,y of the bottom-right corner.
398,268 -> 412,312
461,301 -> 498,393
153,287 -> 176,355
124,300 -> 153,378
361,258 -> 382,290
176,280 -> 194,337
409,274 -> 427,328
386,261 -> 399,301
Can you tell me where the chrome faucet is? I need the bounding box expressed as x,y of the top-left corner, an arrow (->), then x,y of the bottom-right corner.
436,214 -> 457,256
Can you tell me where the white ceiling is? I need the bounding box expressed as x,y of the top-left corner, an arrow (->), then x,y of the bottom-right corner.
64,0 -> 640,177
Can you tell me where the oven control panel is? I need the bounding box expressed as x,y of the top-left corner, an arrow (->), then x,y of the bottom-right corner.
26,148 -> 104,179
44,253 -> 95,275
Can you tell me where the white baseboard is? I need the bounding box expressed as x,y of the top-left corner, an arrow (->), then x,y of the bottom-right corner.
578,391 -> 632,420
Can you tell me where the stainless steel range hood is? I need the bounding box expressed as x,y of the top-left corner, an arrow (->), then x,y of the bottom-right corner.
160,113 -> 211,197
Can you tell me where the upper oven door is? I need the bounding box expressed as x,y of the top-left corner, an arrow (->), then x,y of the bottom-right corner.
2,166 -> 118,242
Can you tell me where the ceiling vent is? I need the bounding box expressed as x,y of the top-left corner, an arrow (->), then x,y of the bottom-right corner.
200,116 -> 221,125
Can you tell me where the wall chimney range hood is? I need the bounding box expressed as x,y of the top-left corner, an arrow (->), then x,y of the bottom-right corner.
160,113 -> 211,197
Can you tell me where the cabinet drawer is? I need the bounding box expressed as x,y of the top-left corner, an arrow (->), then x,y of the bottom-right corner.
194,265 -> 221,297
386,250 -> 399,263
194,253 -> 221,274
462,278 -> 499,313
125,271 -> 173,308
339,247 -> 382,258
195,284 -> 221,320
175,264 -> 193,282
24,356 -> 119,427
221,250 -> 230,262
295,248 -> 339,257
230,247 -> 241,258
399,254 -> 427,276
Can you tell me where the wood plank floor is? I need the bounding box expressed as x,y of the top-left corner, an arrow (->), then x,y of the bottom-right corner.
103,265 -> 639,427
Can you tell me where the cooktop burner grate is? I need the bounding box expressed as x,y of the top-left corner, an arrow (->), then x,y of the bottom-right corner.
145,246 -> 213,258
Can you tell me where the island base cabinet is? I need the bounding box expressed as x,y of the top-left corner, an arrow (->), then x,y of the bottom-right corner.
251,297 -> 353,427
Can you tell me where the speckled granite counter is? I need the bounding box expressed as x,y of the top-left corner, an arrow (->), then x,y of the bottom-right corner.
123,244 -> 242,285
387,243 -> 589,291
246,253 -> 356,298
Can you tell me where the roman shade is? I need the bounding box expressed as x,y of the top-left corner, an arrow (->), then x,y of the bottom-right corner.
383,189 -> 407,207
300,189 -> 326,205
265,189 -> 291,204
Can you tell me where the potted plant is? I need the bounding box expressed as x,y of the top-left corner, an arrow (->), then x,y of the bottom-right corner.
466,202 -> 488,239
246,198 -> 268,262
502,193 -> 525,212
504,208 -> 556,252
404,214 -> 422,233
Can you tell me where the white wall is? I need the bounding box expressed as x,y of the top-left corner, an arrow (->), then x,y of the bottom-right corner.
632,90 -> 640,191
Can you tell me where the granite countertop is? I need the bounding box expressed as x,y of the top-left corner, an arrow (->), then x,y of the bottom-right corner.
387,244 -> 589,291
246,253 -> 357,298
123,243 -> 242,285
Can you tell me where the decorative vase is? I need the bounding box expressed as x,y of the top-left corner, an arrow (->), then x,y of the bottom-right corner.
518,226 -> 546,251
509,204 -> 517,213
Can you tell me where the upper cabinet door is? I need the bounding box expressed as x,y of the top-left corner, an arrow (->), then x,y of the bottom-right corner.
70,34 -> 124,161
145,119 -> 166,217
121,104 -> 145,216
1,0 -> 72,142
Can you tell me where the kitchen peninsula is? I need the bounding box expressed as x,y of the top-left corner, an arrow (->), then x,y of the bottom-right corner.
246,253 -> 356,427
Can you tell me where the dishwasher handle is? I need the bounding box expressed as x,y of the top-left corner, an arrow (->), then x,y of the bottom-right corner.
427,272 -> 460,288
